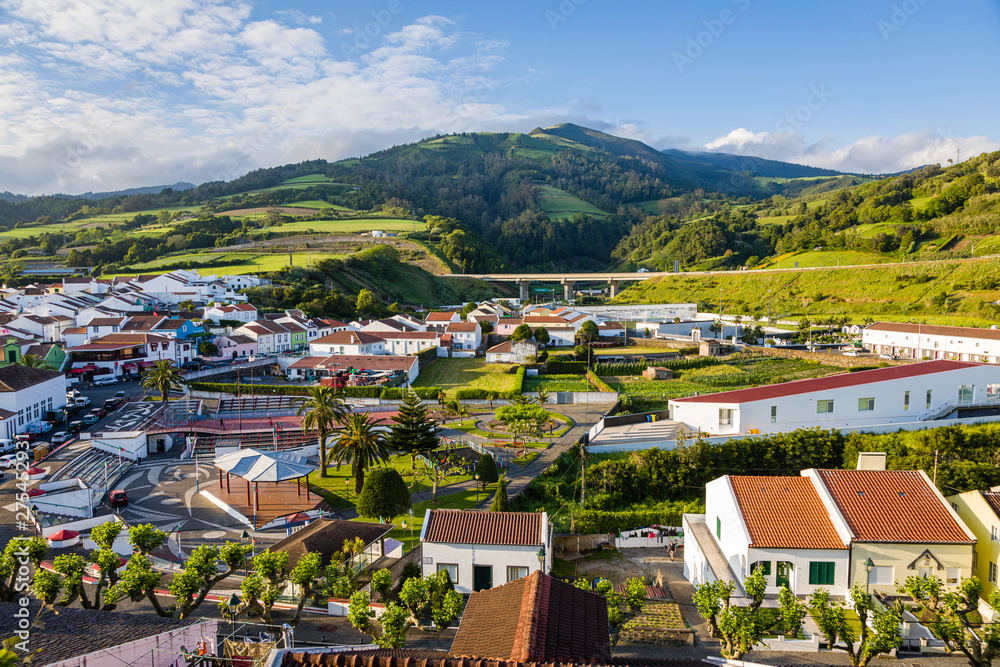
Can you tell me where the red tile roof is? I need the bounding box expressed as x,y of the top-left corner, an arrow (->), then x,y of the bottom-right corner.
981,492 -> 1000,520
423,510 -> 544,546
729,476 -> 846,550
313,331 -> 385,346
815,469 -> 972,543
446,322 -> 479,333
451,571 -> 610,663
426,311 -> 458,321
672,360 -> 979,404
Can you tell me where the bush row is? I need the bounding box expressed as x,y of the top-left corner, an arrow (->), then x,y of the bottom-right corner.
573,509 -> 682,534
547,360 -> 587,374
586,369 -> 615,393
515,366 -> 526,393
660,356 -> 720,371
454,388 -> 522,401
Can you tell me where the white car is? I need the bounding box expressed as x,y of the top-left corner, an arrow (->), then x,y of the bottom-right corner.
50,431 -> 70,444
0,453 -> 23,469
843,350 -> 860,357
93,376 -> 119,387
0,439 -> 14,454
26,421 -> 52,434
636,268 -> 650,273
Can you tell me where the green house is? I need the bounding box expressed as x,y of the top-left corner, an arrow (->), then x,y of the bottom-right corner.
0,337 -> 21,366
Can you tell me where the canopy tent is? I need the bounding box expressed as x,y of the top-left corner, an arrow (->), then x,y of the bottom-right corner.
212,448 -> 317,528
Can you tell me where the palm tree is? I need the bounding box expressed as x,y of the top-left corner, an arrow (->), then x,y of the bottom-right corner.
141,360 -> 185,403
295,385 -> 348,478
708,319 -> 724,339
330,412 -> 392,494
17,354 -> 53,370
534,388 -> 551,406
672,316 -> 681,336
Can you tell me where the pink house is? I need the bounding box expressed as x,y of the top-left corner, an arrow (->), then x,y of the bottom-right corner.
211,334 -> 258,361
495,318 -> 525,336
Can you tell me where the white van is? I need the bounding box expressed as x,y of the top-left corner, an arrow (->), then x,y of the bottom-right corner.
0,439 -> 14,454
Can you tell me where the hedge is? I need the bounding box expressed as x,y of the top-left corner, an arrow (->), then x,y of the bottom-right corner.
339,386 -> 381,398
586,369 -> 614,393
659,356 -> 720,371
593,361 -> 647,376
455,389 -> 500,400
187,382 -> 310,396
410,386 -> 442,400
573,509 -> 682,534
515,366 -> 526,392
547,361 -> 586,374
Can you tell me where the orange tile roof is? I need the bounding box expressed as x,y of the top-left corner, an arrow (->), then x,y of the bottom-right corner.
423,510 -> 543,546
729,476 -> 846,550
816,469 -> 972,543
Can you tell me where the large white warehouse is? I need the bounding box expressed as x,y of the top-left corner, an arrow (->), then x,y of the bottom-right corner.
863,321 -> 1000,363
668,360 -> 1000,436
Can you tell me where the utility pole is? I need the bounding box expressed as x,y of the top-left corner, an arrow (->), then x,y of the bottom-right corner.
580,442 -> 586,507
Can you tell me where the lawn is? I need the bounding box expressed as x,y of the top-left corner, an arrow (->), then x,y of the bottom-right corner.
413,358 -> 521,398
384,488 -> 490,552
250,218 -> 418,235
757,250 -> 890,269
309,454 -> 476,511
536,184 -> 608,220
113,251 -> 347,275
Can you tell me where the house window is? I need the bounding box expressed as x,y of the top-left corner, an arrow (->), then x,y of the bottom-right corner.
991,562 -> 998,584
904,391 -> 910,411
507,566 -> 529,582
989,385 -> 1000,402
716,517 -> 722,539
437,563 -> 458,584
817,400 -> 834,414
750,561 -> 771,576
808,562 -> 835,585
927,390 -> 933,409
858,398 -> 875,412
993,526 -> 999,542
946,568 -> 960,585
770,406 -> 777,423
871,566 -> 894,586
719,409 -> 733,428
959,385 -> 975,404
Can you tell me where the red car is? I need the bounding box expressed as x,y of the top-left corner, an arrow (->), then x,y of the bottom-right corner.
109,490 -> 128,508
15,433 -> 36,444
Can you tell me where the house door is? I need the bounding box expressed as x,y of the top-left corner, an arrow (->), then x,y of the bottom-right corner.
473,565 -> 492,591
776,561 -> 792,588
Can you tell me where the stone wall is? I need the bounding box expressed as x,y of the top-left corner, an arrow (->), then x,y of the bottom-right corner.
749,346 -> 907,369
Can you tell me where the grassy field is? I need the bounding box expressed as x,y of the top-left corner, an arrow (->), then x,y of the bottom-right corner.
285,199 -> 353,211
113,251 -> 346,275
756,250 -> 891,270
252,218 -> 418,235
616,256 -> 1000,325
523,374 -> 589,392
756,215 -> 797,226
592,346 -> 681,356
386,488 -> 488,552
413,358 -> 521,398
536,184 -> 608,220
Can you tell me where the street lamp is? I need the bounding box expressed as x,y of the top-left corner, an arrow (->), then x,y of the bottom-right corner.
536,545 -> 546,574
344,478 -> 351,496
863,557 -> 875,594
228,593 -> 241,636
474,473 -> 481,503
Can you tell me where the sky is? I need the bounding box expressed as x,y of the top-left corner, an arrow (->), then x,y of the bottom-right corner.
2,0 -> 1000,195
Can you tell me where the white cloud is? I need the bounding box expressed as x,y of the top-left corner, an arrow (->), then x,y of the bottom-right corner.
275,9 -> 321,26
703,127 -> 1000,174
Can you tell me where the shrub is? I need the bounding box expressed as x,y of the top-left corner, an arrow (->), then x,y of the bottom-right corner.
572,509 -> 682,534
356,468 -> 411,521
515,366 -> 526,392
340,386 -> 381,398
586,370 -> 614,393
380,388 -> 403,400
455,388 -> 499,400
412,387 -> 442,400
475,454 -> 499,488
593,361 -> 648,376
547,360 -> 586,374
187,382 -> 310,396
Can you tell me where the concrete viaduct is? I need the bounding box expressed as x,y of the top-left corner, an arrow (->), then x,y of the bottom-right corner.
440,272 -> 665,300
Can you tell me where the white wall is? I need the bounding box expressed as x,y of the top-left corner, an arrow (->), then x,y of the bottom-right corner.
670,364 -> 1000,436
0,374 -> 66,434
420,541 -> 545,595
746,546 -> 850,596
863,327 -> 1000,363
705,477 -> 752,582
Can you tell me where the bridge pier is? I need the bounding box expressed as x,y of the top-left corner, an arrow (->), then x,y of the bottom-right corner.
609,280 -> 620,298
562,279 -> 575,301
519,280 -> 529,302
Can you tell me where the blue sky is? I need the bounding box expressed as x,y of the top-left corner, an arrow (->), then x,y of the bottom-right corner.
2,0 -> 998,194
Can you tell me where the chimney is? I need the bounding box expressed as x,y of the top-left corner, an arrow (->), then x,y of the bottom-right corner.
856,452 -> 887,471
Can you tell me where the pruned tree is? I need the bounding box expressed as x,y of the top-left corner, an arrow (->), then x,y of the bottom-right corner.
348,591 -> 411,648
0,537 -> 48,603
238,550 -> 289,625
356,467 -> 411,521
811,586 -> 901,667
496,404 -> 548,455
490,476 -> 510,512
475,454 -> 499,490
169,541 -> 253,619
694,566 -> 806,659
899,574 -> 1000,667
398,570 -> 463,630
410,452 -> 463,503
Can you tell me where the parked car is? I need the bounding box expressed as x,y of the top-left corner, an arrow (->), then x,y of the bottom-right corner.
26,421 -> 53,434
50,431 -> 70,445
75,396 -> 91,407
109,489 -> 128,508
879,353 -> 898,360
67,421 -> 84,434
113,391 -> 128,401
15,432 -> 36,443
93,376 -> 119,387
89,407 -> 106,420
181,361 -> 201,371
103,398 -> 121,411
0,453 -> 21,469
44,410 -> 64,425
66,389 -> 81,400
0,439 -> 15,454
80,414 -> 100,427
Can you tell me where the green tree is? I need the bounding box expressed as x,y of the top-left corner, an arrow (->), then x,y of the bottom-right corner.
479,321 -> 494,335
237,550 -> 288,624
330,411 -> 393,494
348,591 -> 411,648
295,385 -> 348,478
0,536 -> 48,603
510,323 -> 532,341
475,454 -> 499,490
899,574 -> 1000,667
399,570 -> 463,630
708,319 -> 724,339
168,542 -> 253,619
624,576 -> 647,612
534,326 -> 550,345
356,468 -> 411,521
409,452 -> 463,503
577,320 -> 599,343
496,404 -> 549,454
141,360 -> 185,403
356,289 -> 384,319
534,388 -> 551,406
386,388 -> 439,468
490,476 -> 510,511
197,341 -> 218,357
694,566 -> 806,659
811,586 -> 901,667
370,568 -> 393,603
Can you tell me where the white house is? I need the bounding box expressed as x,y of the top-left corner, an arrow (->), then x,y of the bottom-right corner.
597,320 -> 626,338
445,322 -> 482,351
425,311 -> 460,333
0,366 -> 67,438
236,320 -> 293,354
420,509 -> 553,594
684,475 -> 850,596
863,321 -> 1000,363
203,302 -> 258,324
485,339 -> 539,364
286,354 -> 420,385
668,360 -> 1000,436
374,331 -> 442,356
309,330 -> 387,356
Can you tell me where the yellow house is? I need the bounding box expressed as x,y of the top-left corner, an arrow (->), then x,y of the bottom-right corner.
947,490 -> 1000,599
803,467 -> 977,596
